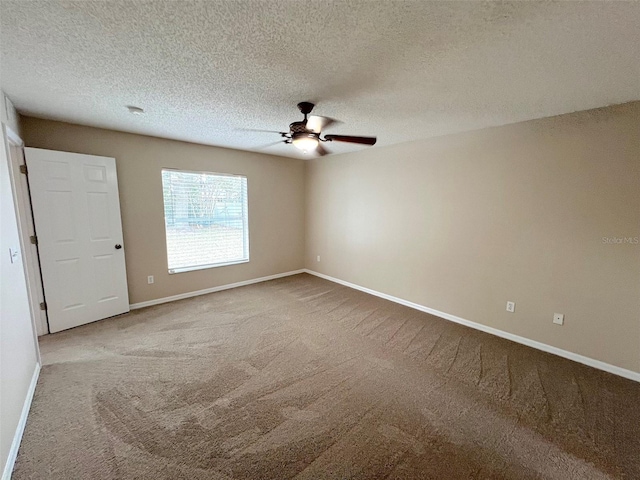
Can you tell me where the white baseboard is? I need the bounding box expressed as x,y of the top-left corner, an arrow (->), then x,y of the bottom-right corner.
2,362 -> 40,480
303,269 -> 640,383
130,269 -> 306,310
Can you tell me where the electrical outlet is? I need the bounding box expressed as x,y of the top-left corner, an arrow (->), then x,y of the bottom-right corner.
317,255 -> 320,262
147,275 -> 154,284
506,301 -> 515,313
553,313 -> 564,325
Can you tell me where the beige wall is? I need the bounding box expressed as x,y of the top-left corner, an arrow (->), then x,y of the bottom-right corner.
1,91 -> 39,475
21,118 -> 306,305
306,102 -> 640,373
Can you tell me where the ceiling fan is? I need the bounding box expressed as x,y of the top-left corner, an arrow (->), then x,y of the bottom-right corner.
249,102 -> 377,156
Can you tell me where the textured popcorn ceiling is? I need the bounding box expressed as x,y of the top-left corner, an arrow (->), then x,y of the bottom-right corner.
1,1 -> 639,158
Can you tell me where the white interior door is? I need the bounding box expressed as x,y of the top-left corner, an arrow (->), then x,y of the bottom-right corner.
25,148 -> 129,333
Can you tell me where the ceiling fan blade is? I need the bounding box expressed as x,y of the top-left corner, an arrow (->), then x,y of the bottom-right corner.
306,115 -> 338,133
237,128 -> 288,135
324,135 -> 377,145
316,143 -> 330,156
252,140 -> 287,150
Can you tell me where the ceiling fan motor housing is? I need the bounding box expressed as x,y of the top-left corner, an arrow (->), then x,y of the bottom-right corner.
289,121 -> 313,134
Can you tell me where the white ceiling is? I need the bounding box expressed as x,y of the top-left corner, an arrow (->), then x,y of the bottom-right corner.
1,1 -> 639,159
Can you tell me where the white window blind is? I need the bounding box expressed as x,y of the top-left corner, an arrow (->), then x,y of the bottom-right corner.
161,169 -> 249,273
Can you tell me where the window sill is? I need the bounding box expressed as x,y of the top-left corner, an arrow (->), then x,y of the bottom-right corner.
168,259 -> 249,274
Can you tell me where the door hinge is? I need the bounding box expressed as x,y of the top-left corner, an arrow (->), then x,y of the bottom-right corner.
19,164 -> 28,175
39,302 -> 47,311
30,235 -> 38,245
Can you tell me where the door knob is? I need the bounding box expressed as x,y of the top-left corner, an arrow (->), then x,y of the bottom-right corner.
115,244 -> 122,250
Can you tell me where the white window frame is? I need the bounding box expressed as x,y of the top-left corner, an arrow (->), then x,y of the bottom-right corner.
161,168 -> 249,274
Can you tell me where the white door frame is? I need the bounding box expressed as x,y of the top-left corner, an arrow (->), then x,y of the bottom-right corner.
4,126 -> 49,336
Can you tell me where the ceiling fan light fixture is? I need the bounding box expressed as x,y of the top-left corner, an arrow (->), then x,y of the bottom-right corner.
292,133 -> 319,153
247,102 -> 376,156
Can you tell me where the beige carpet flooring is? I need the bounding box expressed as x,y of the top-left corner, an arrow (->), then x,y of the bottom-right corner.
14,273 -> 640,479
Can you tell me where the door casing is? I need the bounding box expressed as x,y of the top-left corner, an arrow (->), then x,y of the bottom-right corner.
4,127 -> 48,337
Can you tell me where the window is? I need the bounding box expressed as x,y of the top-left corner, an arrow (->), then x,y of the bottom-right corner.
161,169 -> 249,273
